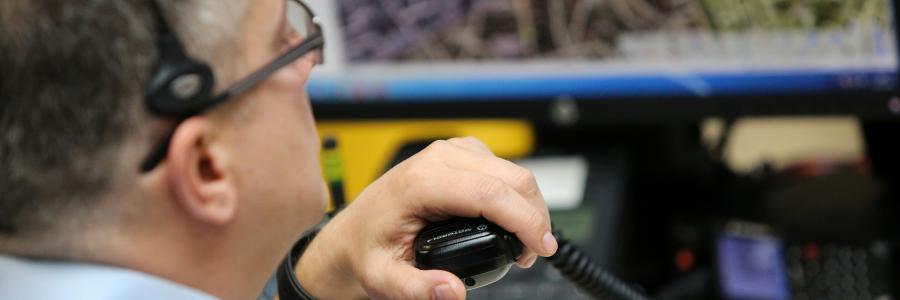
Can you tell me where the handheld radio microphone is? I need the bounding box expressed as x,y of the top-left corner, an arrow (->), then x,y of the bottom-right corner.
414,217 -> 523,290
414,217 -> 652,300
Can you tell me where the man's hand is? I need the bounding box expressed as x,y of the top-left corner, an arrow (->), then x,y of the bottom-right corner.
296,137 -> 556,300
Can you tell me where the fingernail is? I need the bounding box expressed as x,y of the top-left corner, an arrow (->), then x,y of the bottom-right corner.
542,232 -> 558,255
523,255 -> 538,268
433,283 -> 455,300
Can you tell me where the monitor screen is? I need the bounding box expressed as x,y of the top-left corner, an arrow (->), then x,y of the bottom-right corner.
304,0 -> 898,116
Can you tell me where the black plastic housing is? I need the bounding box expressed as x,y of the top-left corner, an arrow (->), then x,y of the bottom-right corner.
414,217 -> 523,290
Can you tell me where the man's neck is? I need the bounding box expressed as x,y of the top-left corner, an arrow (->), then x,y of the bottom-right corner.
115,226 -> 276,300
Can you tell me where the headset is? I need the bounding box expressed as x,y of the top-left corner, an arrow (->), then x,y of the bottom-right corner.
144,0 -> 216,117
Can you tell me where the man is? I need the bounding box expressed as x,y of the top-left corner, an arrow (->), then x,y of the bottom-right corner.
0,0 -> 556,299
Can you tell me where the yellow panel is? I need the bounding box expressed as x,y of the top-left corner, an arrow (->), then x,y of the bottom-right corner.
317,119 -> 535,207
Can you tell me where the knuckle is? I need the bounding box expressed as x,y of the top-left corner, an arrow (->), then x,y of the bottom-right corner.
432,139 -> 450,148
461,136 -> 481,144
514,167 -> 537,186
464,136 -> 492,151
472,176 -> 507,204
447,137 -> 466,144
423,140 -> 450,155
463,136 -> 487,148
512,167 -> 540,193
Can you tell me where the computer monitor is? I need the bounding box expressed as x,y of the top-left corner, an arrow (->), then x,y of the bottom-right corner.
304,0 -> 900,123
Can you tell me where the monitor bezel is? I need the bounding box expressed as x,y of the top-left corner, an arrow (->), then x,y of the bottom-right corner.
312,1 -> 900,123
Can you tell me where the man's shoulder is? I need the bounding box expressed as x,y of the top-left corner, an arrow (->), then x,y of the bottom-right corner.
0,255 -> 218,300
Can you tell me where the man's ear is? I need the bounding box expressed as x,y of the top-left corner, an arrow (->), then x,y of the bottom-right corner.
165,118 -> 238,226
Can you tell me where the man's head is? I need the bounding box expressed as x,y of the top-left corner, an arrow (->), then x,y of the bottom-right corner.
0,0 -> 326,296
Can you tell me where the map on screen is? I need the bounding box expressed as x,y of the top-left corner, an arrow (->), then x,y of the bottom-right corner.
306,0 -> 897,102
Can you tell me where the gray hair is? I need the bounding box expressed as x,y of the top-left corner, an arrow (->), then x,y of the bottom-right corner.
0,0 -> 249,241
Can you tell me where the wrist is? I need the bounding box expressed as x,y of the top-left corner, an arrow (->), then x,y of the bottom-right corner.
295,216 -> 367,299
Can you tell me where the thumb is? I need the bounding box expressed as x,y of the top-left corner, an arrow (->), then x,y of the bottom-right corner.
368,263 -> 466,300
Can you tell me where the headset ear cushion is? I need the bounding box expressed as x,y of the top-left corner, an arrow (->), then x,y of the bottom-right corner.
144,58 -> 215,116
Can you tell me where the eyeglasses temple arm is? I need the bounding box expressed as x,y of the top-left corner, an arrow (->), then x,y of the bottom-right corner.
211,34 -> 325,102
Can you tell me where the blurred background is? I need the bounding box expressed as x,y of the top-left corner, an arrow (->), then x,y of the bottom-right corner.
301,0 -> 900,299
